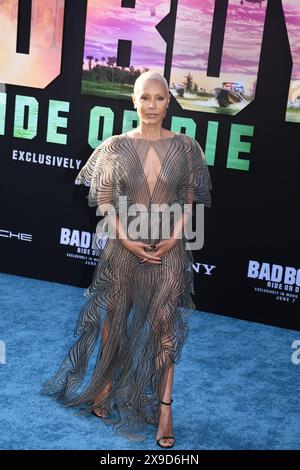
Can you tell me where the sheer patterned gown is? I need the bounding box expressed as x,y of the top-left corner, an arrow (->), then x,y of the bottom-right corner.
42,132 -> 212,442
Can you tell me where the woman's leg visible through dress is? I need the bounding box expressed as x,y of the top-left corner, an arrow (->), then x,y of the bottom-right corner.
92,290 -> 133,418
156,357 -> 175,447
92,319 -> 113,417
154,303 -> 175,447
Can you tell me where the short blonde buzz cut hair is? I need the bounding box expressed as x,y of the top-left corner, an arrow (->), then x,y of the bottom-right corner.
133,71 -> 170,96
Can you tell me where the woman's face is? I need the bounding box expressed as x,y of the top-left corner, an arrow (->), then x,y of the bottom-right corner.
132,79 -> 170,125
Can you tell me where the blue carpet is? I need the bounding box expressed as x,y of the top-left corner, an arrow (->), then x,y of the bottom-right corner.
0,271 -> 299,450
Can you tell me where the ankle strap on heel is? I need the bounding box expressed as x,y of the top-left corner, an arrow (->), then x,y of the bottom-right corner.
160,398 -> 173,405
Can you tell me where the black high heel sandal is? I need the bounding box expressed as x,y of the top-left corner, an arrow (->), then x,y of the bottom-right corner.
156,398 -> 175,449
92,383 -> 112,419
92,406 -> 110,419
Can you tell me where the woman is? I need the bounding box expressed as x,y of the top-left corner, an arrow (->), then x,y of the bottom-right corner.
42,71 -> 212,448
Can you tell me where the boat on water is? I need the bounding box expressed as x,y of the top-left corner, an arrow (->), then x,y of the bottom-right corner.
214,81 -> 248,108
170,82 -> 185,98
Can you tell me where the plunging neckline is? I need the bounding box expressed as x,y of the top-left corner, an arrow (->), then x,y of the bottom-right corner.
124,133 -> 178,200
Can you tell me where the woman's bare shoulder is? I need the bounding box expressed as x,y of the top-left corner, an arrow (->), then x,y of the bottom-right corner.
175,133 -> 198,146
98,131 -> 198,144
95,135 -> 119,150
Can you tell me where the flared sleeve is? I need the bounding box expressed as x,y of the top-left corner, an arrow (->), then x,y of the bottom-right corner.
178,136 -> 212,209
75,136 -> 119,216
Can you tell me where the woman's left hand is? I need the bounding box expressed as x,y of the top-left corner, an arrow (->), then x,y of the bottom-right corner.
140,238 -> 178,264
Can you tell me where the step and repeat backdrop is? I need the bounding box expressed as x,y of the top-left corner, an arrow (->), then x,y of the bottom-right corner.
0,0 -> 299,330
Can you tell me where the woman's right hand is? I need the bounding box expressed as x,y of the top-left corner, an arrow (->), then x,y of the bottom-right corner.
120,239 -> 162,264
